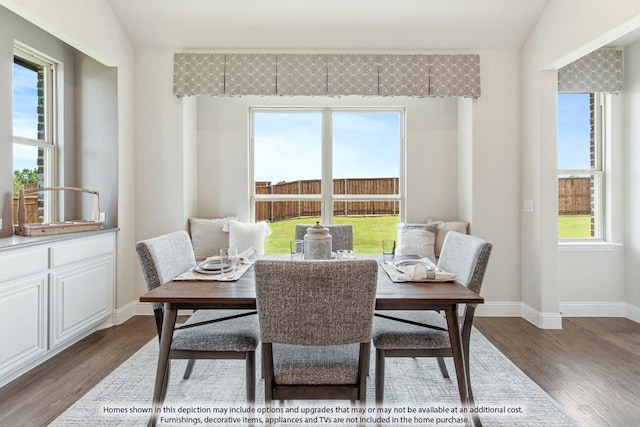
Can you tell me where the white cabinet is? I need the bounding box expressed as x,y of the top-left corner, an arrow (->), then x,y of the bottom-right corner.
0,230 -> 115,387
0,273 -> 48,382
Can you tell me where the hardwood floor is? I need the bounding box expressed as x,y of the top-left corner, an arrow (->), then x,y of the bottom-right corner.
0,316 -> 158,426
0,316 -> 638,426
474,317 -> 640,427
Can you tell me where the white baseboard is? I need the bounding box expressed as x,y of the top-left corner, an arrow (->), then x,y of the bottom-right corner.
521,303 -> 563,329
626,303 -> 640,323
559,302 -> 627,317
113,302 -> 196,325
113,301 -> 152,325
475,301 -> 522,317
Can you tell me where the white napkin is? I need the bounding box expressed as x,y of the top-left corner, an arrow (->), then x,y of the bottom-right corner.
395,264 -> 456,282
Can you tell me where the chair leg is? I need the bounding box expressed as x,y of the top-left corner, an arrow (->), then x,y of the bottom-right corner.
246,351 -> 256,405
437,357 -> 450,379
375,349 -> 385,405
183,359 -> 196,379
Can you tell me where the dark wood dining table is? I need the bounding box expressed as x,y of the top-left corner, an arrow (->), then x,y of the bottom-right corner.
139,257 -> 483,426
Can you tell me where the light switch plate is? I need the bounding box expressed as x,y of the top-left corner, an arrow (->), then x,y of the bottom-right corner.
523,199 -> 534,213
0,218 -> 3,228
99,212 -> 106,222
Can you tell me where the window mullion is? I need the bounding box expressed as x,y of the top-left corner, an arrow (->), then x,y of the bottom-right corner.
321,109 -> 333,224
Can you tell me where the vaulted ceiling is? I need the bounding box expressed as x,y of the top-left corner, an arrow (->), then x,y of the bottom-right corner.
106,0 -> 550,50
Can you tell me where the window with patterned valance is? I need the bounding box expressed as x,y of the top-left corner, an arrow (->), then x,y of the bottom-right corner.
173,53 -> 481,98
558,48 -> 624,94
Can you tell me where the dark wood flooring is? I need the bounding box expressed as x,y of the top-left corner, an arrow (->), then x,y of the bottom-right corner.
0,316 -> 638,426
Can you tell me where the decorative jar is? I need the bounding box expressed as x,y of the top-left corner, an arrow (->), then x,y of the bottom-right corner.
303,222 -> 332,260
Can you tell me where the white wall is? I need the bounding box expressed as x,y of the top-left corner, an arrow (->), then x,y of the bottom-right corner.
625,40 -> 640,314
521,0 -> 640,327
470,50 -> 522,308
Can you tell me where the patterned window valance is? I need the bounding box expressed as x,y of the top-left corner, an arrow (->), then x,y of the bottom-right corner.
173,53 -> 481,98
430,55 -> 481,98
379,54 -> 430,97
558,48 -> 624,94
277,54 -> 327,96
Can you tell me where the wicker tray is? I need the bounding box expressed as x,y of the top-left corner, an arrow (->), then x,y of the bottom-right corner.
14,187 -> 104,236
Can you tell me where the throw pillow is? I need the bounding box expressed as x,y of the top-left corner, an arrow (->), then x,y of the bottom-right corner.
189,217 -> 237,260
396,223 -> 438,262
426,217 -> 470,258
228,220 -> 272,255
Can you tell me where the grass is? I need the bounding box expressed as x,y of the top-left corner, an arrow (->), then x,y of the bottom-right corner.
558,215 -> 591,239
264,214 -> 591,252
264,215 -> 399,254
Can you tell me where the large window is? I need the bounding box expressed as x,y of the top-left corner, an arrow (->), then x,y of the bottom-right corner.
251,108 -> 404,254
12,45 -> 57,224
557,93 -> 605,239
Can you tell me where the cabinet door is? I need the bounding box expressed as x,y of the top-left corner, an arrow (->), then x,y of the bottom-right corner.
49,254 -> 114,349
0,274 -> 48,382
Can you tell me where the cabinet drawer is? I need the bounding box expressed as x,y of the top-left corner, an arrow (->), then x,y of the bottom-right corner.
49,234 -> 114,268
0,248 -> 48,283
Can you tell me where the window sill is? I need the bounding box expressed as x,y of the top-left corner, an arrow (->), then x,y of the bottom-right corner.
558,241 -> 622,252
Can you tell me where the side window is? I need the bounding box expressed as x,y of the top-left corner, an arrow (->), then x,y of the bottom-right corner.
12,46 -> 57,224
557,93 -> 605,239
251,108 -> 404,254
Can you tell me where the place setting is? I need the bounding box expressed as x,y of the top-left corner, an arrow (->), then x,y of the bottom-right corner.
174,248 -> 256,281
379,239 -> 457,283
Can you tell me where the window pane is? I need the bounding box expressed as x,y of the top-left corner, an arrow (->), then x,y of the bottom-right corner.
332,112 -> 401,190
254,109 -> 404,254
333,203 -> 398,254
558,174 -> 593,239
557,93 -> 592,170
253,112 -> 322,191
332,112 -> 401,249
13,60 -> 41,140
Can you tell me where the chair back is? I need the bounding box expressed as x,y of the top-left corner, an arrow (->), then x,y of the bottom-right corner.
135,231 -> 196,309
436,231 -> 492,294
294,224 -> 354,251
255,260 -> 378,346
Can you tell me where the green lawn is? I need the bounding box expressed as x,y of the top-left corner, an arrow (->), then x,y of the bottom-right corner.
264,216 -> 399,254
558,215 -> 591,239
264,214 -> 591,252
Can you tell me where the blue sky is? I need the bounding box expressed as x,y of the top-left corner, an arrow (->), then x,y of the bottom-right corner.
12,61 -> 39,171
253,111 -> 401,183
557,93 -> 591,170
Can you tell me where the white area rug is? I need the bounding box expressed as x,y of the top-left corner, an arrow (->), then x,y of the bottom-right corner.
51,329 -> 580,426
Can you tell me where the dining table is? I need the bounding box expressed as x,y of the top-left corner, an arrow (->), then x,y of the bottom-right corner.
139,256 -> 484,426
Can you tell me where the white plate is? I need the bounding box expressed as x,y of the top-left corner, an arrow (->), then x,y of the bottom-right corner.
196,258 -> 233,274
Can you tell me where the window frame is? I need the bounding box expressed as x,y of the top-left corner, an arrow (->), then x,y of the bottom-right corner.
249,106 -> 406,225
557,92 -> 606,241
13,43 -> 58,223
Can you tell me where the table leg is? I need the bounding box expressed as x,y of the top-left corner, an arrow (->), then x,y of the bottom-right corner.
444,306 -> 471,427
149,303 -> 177,427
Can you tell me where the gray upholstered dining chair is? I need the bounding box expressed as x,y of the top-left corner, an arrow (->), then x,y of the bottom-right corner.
372,231 -> 492,407
135,230 -> 259,404
254,259 -> 378,406
294,224 -> 354,251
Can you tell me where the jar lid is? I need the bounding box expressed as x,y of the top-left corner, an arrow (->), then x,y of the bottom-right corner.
306,221 -> 330,235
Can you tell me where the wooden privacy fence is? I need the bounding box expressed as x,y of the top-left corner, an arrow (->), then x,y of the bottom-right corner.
256,178 -> 399,222
558,177 -> 591,215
